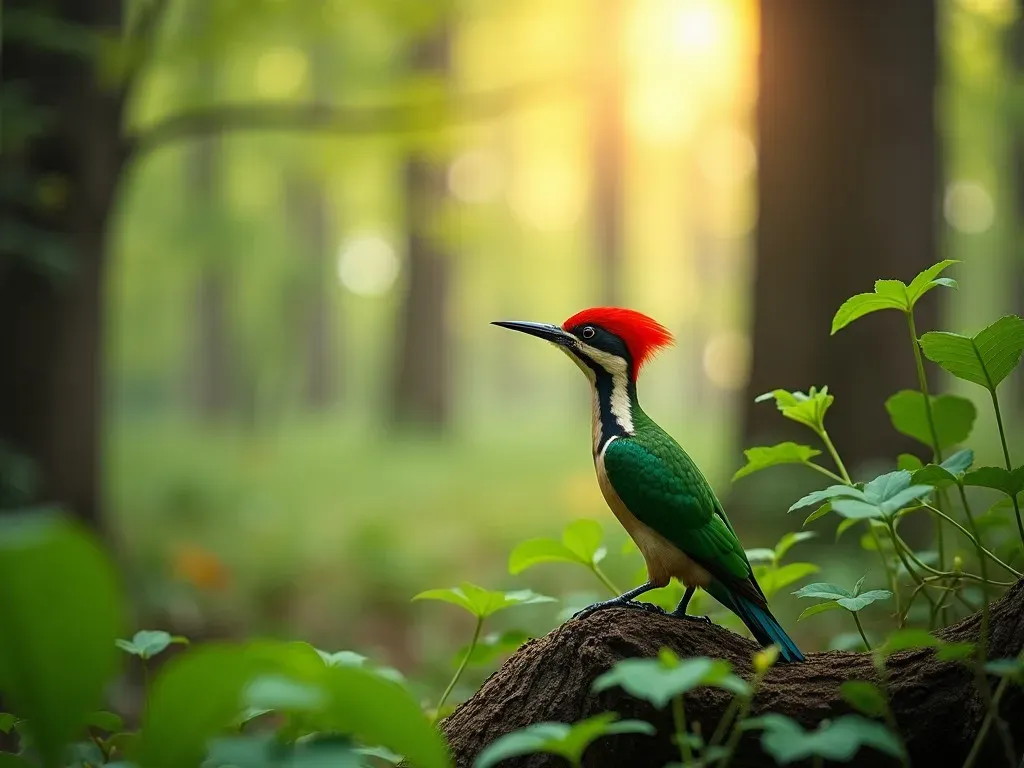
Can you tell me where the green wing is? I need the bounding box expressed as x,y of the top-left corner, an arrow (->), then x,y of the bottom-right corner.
603,436 -> 758,596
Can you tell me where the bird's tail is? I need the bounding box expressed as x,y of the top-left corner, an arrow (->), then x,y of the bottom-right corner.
725,591 -> 805,663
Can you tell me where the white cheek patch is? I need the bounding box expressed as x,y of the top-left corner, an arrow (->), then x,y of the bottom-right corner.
574,342 -> 634,435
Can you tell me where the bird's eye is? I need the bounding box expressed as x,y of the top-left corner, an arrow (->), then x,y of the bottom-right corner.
581,326 -> 596,340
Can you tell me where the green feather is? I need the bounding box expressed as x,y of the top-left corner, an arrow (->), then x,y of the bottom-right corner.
602,413 -> 758,597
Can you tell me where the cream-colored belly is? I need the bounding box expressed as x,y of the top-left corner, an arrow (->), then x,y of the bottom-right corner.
595,446 -> 711,589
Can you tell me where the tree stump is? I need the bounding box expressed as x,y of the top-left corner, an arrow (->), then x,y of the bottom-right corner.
441,581 -> 1024,767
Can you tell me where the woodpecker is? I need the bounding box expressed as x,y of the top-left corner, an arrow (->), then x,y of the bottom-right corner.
493,307 -> 804,662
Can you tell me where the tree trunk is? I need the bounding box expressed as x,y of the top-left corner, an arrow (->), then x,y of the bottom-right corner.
390,28 -> 452,430
591,0 -> 625,306
744,0 -> 939,473
441,581 -> 1024,768
284,45 -> 337,411
0,0 -> 126,526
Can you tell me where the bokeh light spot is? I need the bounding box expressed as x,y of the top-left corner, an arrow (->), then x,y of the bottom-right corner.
255,47 -> 308,98
697,125 -> 757,185
944,180 -> 995,234
702,331 -> 750,390
337,234 -> 401,297
448,149 -> 504,204
507,160 -> 585,231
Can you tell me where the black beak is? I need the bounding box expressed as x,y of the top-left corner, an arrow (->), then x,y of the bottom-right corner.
491,320 -> 575,347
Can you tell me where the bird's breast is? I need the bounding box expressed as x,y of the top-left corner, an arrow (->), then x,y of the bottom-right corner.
594,444 -> 710,589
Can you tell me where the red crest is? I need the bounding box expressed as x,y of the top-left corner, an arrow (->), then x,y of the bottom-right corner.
561,307 -> 674,380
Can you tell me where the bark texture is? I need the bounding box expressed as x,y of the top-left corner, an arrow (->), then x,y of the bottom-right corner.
442,581 -> 1024,768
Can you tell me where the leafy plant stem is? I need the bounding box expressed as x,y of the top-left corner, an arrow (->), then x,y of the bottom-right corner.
716,671 -> 766,767
805,462 -> 846,484
818,428 -> 852,484
920,506 -> 1022,578
906,309 -> 947,578
852,612 -> 871,651
818,432 -> 900,603
433,616 -> 483,723
706,698 -> 741,753
987,389 -> 1024,547
672,695 -> 693,765
591,564 -> 621,597
962,677 -> 1012,768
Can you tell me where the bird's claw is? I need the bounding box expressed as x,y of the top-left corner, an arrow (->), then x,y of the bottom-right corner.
572,600 -> 666,621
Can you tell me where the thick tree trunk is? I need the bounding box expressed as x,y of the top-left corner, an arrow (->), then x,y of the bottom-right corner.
0,0 -> 126,525
591,0 -> 625,306
442,581 -> 1024,768
744,0 -> 940,472
390,28 -> 452,430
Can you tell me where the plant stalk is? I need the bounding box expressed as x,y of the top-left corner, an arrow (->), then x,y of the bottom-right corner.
433,616 -> 483,723
988,389 -> 1024,548
591,564 -> 621,597
853,612 -> 872,652
673,695 -> 693,765
920,506 -> 1021,578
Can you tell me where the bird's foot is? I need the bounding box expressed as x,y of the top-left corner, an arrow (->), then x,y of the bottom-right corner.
572,599 -> 666,621
670,610 -> 712,625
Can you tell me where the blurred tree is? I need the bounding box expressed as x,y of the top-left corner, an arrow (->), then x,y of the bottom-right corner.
389,24 -> 453,431
0,0 -> 158,524
591,0 -> 625,306
185,4 -> 234,421
284,44 -> 338,412
1012,0 -> 1024,407
743,0 -> 940,471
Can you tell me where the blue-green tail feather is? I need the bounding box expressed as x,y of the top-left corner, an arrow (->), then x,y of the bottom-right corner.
714,587 -> 804,663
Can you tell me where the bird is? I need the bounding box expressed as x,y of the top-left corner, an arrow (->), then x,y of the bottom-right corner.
493,307 -> 804,663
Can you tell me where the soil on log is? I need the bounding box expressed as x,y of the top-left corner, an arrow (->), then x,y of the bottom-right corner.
441,580 -> 1024,767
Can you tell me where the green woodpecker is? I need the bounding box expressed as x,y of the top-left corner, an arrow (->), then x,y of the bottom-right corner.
494,307 -> 804,663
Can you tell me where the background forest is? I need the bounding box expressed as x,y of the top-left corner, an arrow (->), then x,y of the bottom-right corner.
3,0 -> 1024,719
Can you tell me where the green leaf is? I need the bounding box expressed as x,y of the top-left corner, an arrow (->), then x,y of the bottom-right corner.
832,471 -> 932,520
879,628 -> 940,656
798,600 -> 842,621
0,714 -> 18,733
836,590 -> 892,612
840,681 -> 888,718
835,517 -> 864,541
985,657 -> 1024,683
745,548 -> 776,564
85,710 -> 123,732
243,675 -> 326,712
592,656 -> 749,708
138,644 -> 261,768
317,665 -> 451,768
755,387 -> 834,432
913,449 -> 976,488
885,390 -> 977,450
474,714 -> 654,768
758,563 -> 819,599
920,315 -> 1024,391
0,756 -> 34,768
774,531 -> 816,563
508,519 -> 608,575
508,539 -> 582,574
561,519 -> 606,563
745,713 -> 903,764
793,583 -> 852,601
964,466 -> 1024,498
897,453 -> 925,472
732,443 -> 822,481
0,511 -> 124,768
906,259 -> 959,306
936,642 -> 976,661
789,485 -> 856,512
803,503 -> 833,526
413,583 -> 555,619
831,293 -> 907,335
116,630 -> 187,660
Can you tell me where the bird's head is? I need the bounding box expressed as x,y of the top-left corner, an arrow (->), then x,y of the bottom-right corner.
492,307 -> 674,383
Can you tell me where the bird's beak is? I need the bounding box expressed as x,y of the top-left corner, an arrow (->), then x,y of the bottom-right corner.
491,320 -> 575,347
